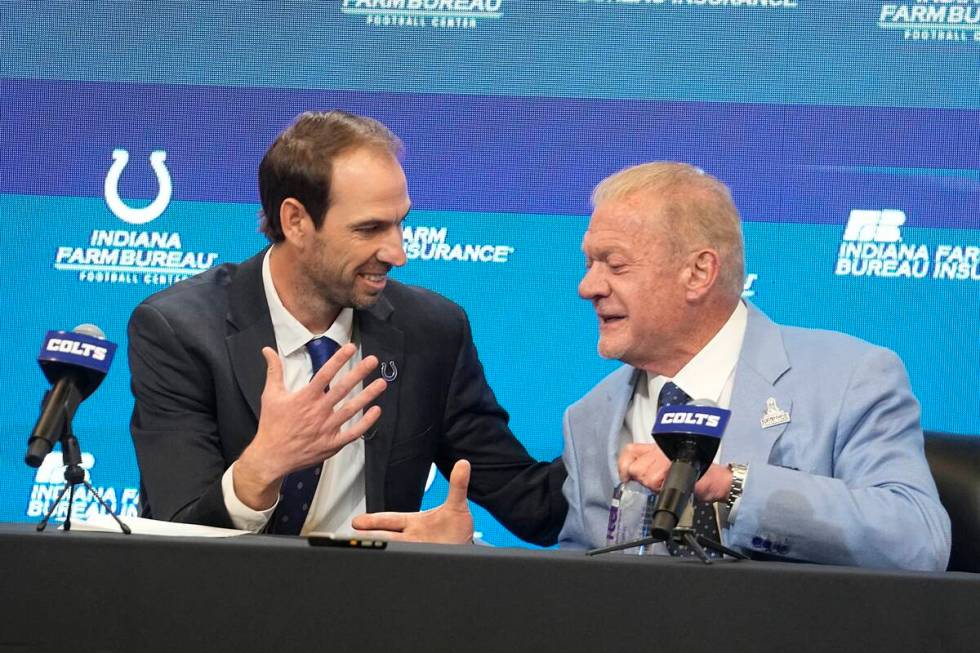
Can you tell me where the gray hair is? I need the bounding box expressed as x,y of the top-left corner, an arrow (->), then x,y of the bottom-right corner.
592,161 -> 745,298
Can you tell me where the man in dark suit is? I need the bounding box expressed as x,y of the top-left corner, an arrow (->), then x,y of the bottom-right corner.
128,110 -> 565,545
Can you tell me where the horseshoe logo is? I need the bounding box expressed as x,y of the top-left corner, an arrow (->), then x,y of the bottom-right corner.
104,148 -> 172,225
381,361 -> 398,382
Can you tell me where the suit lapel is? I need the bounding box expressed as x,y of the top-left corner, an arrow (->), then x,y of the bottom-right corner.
721,303 -> 793,466
603,367 -> 643,486
226,250 -> 276,421
356,295 -> 404,513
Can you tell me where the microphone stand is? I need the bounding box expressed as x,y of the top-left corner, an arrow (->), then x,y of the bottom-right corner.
586,526 -> 748,564
36,421 -> 131,535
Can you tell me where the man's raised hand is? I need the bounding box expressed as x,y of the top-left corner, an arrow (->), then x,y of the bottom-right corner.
233,344 -> 387,510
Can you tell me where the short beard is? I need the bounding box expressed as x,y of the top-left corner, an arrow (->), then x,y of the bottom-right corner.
298,256 -> 386,317
296,259 -> 351,318
349,291 -> 381,311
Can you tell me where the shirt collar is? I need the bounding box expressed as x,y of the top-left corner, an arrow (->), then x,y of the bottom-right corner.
262,247 -> 353,357
647,300 -> 748,405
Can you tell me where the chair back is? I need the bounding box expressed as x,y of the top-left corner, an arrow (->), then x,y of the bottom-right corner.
924,431 -> 980,573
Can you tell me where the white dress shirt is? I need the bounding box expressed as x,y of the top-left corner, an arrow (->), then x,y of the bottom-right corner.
220,248 -> 367,535
620,301 -> 748,529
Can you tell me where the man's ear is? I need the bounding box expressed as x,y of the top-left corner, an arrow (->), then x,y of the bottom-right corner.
279,198 -> 310,245
684,248 -> 720,302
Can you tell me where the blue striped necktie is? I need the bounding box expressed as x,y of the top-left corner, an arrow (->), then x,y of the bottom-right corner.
269,336 -> 340,535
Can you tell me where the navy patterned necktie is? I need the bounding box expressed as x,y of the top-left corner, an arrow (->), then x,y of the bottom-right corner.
658,381 -> 690,410
658,382 -> 723,558
269,336 -> 340,535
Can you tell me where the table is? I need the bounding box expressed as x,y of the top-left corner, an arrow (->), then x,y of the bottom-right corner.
1,525 -> 978,652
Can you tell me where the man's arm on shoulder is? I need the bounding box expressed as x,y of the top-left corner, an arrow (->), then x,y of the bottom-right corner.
437,306 -> 567,546
726,347 -> 951,571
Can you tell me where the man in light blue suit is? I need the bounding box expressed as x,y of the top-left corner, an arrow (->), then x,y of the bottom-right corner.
560,162 -> 951,571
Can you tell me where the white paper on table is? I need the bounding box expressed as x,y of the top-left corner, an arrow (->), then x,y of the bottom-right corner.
65,513 -> 250,537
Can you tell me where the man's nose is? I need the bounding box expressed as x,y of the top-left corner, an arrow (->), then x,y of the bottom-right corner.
378,227 -> 407,267
578,265 -> 608,300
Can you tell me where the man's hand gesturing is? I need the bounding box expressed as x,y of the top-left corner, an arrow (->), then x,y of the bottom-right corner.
351,459 -> 475,544
234,344 -> 387,510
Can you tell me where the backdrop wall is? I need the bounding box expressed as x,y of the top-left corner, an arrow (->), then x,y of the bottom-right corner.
2,1 -> 977,546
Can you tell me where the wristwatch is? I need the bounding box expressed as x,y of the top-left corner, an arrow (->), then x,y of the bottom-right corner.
725,463 -> 748,511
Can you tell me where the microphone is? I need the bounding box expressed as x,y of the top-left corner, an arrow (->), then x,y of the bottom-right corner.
647,400 -> 731,540
25,324 -> 117,467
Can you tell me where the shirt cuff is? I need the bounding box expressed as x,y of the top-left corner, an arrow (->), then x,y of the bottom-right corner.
222,462 -> 278,532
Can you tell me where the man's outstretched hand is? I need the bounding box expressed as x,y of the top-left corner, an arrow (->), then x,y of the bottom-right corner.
351,459 -> 474,544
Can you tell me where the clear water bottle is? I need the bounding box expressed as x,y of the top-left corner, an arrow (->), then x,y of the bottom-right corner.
605,480 -> 656,554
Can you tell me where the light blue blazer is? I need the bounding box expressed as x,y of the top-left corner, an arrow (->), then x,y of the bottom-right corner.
559,304 -> 951,571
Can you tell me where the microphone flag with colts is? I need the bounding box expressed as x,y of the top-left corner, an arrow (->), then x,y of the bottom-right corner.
25,325 -> 116,467
648,401 -> 731,540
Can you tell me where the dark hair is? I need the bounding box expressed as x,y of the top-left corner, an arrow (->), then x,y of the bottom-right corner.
257,110 -> 402,242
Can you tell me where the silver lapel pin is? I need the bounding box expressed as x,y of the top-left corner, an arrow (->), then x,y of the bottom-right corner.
381,361 -> 398,382
760,397 -> 791,429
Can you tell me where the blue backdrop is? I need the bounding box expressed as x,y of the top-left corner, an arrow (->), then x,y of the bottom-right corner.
2,1 -> 977,546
